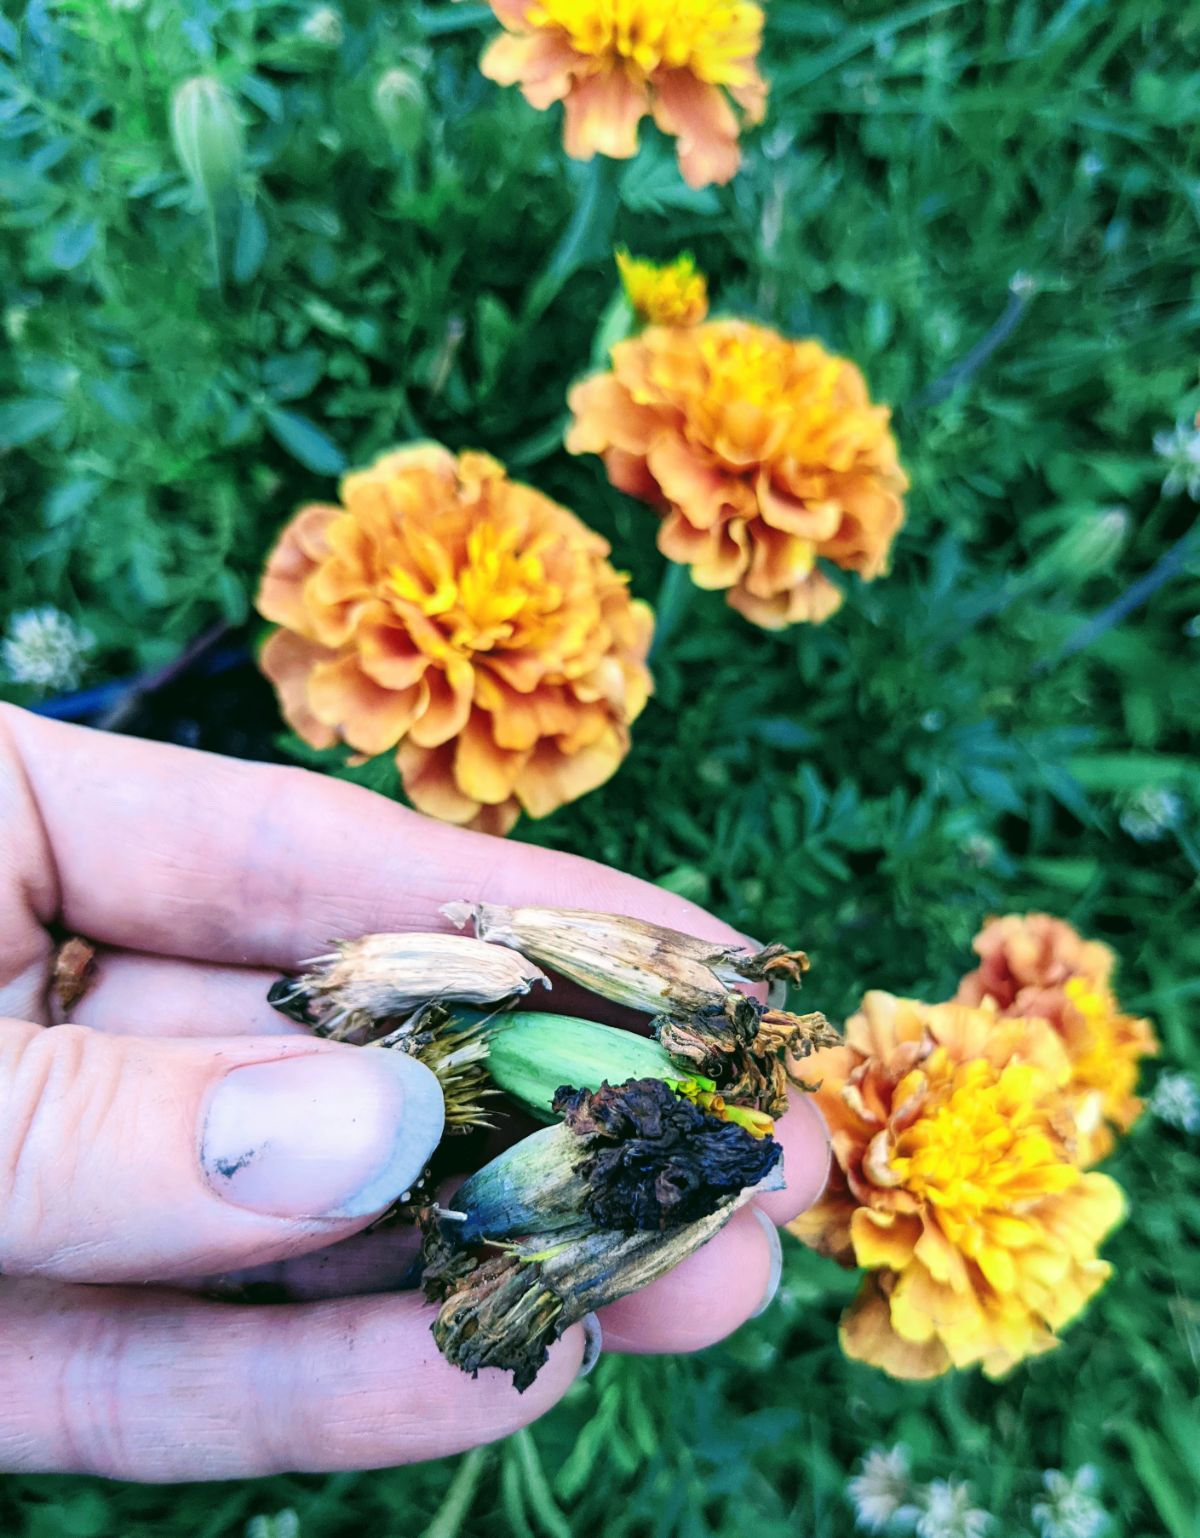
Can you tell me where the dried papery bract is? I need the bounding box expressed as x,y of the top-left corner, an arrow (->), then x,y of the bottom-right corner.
441,899 -> 808,1016
267,931 -> 548,1041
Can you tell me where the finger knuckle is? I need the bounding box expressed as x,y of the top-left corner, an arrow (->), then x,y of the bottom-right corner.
0,1024 -> 122,1273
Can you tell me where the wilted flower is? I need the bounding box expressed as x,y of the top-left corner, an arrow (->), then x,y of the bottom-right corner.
1032,1467 -> 1108,1538
847,1445 -> 922,1533
1,606 -> 94,692
1149,1070 -> 1200,1134
916,1481 -> 990,1538
444,900 -> 832,1112
300,5 -> 343,45
956,914 -> 1158,1164
257,445 -> 653,834
1153,413 -> 1200,500
479,0 -> 768,188
1119,784 -> 1183,843
789,993 -> 1126,1380
617,250 -> 708,327
424,1076 -> 783,1388
267,932 -> 549,1039
567,320 -> 907,627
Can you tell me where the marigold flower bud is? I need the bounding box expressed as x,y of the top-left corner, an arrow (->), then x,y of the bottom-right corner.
170,76 -> 244,207
373,67 -> 426,155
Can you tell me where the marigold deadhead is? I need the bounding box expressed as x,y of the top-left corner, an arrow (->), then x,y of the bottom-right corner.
480,0 -> 768,188
789,992 -> 1126,1380
257,444 -> 653,834
567,319 -> 907,627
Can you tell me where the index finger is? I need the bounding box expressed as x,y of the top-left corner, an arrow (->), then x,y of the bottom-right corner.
0,706 -> 748,969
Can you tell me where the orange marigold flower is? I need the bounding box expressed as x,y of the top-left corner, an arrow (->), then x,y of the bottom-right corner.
566,319 -> 908,627
480,0 -> 768,189
956,914 -> 1159,1164
788,993 -> 1126,1381
256,444 -> 654,836
616,249 -> 708,327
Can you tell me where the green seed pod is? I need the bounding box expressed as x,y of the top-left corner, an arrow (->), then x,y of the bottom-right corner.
373,67 -> 426,156
486,1011 -> 680,1119
170,76 -> 244,208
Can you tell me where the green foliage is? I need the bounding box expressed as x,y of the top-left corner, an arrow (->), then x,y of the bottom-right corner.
2,0 -> 1200,1534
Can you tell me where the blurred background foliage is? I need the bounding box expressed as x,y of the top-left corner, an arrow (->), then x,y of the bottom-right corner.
2,0 -> 1199,1533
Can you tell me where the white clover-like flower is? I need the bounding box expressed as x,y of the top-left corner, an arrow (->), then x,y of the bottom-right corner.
1119,785 -> 1184,843
1149,1071 -> 1200,1134
245,1512 -> 299,1538
1032,1467 -> 1108,1538
1,607 -> 93,692
848,1447 -> 922,1534
1154,417 -> 1200,500
916,1481 -> 991,1538
300,5 -> 343,45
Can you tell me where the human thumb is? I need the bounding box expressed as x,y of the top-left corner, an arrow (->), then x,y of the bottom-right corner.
0,1022 -> 443,1282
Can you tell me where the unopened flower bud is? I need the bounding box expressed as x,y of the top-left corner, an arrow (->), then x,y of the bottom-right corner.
442,900 -> 808,1018
267,932 -> 548,1040
1045,507 -> 1130,580
170,76 -> 244,208
373,67 -> 426,156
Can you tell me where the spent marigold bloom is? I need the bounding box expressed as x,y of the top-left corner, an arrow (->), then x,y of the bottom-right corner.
956,914 -> 1158,1164
480,0 -> 767,189
616,249 -> 708,326
566,319 -> 907,627
256,444 -> 653,835
788,993 -> 1126,1381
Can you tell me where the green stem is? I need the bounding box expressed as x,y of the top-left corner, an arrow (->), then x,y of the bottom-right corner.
518,156 -> 620,334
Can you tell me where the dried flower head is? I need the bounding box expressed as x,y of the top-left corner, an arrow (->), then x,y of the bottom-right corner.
956,914 -> 1158,1164
425,1077 -> 783,1388
847,1445 -> 922,1534
444,900 -> 827,1112
257,445 -> 653,834
444,900 -> 807,1014
268,932 -> 548,1040
617,249 -> 708,327
567,320 -> 907,627
1,606 -> 94,692
480,0 -> 768,188
789,993 -> 1126,1380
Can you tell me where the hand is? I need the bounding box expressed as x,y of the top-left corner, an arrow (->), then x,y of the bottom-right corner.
0,704 -> 830,1482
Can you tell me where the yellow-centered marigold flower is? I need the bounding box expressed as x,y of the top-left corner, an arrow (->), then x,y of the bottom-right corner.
617,249 -> 708,326
257,444 -> 653,835
956,914 -> 1159,1165
480,0 -> 768,189
789,993 -> 1126,1381
566,320 -> 907,627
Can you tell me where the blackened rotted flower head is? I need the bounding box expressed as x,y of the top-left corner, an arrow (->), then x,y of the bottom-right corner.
551,1078 -> 782,1229
424,1075 -> 785,1388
